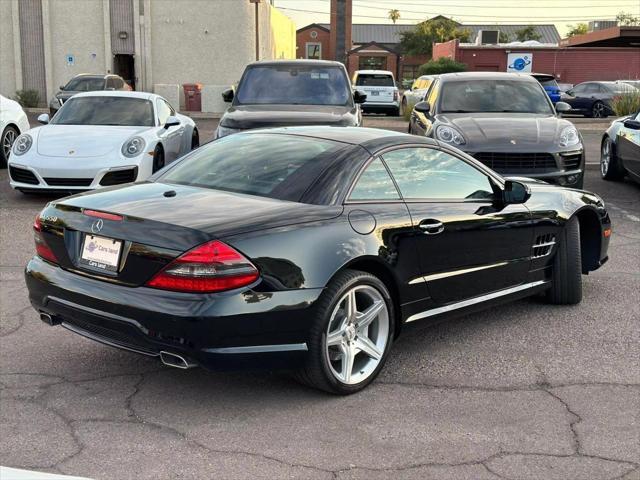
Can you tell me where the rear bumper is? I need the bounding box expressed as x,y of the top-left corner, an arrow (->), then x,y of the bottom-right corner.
26,256 -> 322,370
362,102 -> 399,112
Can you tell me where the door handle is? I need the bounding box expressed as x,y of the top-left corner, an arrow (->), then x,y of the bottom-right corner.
419,219 -> 444,235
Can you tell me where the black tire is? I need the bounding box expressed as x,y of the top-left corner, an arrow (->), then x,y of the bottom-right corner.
152,145 -> 165,173
589,101 -> 607,119
546,216 -> 582,305
401,98 -> 407,116
600,136 -> 625,181
293,269 -> 395,395
191,129 -> 200,150
1,125 -> 19,169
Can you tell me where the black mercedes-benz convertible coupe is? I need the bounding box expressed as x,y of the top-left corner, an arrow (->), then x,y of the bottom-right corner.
26,127 -> 611,394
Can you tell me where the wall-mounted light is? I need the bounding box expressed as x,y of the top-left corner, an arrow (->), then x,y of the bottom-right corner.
118,31 -> 128,40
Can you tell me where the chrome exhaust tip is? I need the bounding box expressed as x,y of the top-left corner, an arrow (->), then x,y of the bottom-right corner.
159,351 -> 197,369
40,312 -> 61,326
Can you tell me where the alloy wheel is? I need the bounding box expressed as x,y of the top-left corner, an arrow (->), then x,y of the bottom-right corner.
325,285 -> 389,385
592,102 -> 605,118
601,138 -> 610,176
2,128 -> 17,159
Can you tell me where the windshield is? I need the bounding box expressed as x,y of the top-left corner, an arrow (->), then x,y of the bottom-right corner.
158,133 -> 343,202
440,80 -> 553,114
64,77 -> 105,91
356,74 -> 394,87
235,65 -> 352,106
52,97 -> 154,126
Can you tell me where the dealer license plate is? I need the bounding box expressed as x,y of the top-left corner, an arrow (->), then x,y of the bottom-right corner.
80,235 -> 122,272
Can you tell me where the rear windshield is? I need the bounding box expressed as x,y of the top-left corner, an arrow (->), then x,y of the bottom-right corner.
356,74 -> 394,87
535,77 -> 559,88
158,133 -> 343,202
440,80 -> 553,114
235,65 -> 352,106
52,96 -> 154,126
64,77 -> 105,91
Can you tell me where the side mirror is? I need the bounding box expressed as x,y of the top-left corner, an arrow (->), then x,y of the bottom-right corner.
414,101 -> 430,114
502,180 -> 530,205
164,116 -> 180,129
222,88 -> 234,103
623,119 -> 640,130
59,85 -> 65,91
555,101 -> 571,114
353,90 -> 367,104
37,114 -> 50,125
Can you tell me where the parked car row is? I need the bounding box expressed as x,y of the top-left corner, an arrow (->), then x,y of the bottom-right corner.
1,60 -> 622,394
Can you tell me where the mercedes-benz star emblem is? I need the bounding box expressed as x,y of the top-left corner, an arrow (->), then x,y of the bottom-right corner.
91,219 -> 104,234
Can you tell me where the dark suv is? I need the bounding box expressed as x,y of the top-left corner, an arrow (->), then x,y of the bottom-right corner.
409,72 -> 585,188
215,60 -> 366,138
49,74 -> 131,116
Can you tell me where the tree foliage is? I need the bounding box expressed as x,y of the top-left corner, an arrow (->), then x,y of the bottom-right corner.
388,9 -> 400,24
514,25 -> 542,42
566,23 -> 588,37
418,57 -> 467,76
616,11 -> 640,26
400,17 -> 471,56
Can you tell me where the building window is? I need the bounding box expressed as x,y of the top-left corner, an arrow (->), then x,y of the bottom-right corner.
402,65 -> 420,82
310,30 -> 318,39
306,42 -> 321,60
359,56 -> 387,70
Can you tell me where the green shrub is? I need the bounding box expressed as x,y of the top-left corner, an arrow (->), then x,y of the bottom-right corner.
14,89 -> 40,108
402,97 -> 417,121
611,91 -> 640,117
418,57 -> 467,76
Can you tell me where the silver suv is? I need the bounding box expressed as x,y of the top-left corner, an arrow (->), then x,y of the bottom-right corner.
352,70 -> 399,116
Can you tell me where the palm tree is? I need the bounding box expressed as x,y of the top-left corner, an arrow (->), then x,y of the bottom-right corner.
388,9 -> 400,24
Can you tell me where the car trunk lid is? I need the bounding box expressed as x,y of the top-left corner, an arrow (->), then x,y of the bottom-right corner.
37,182 -> 342,286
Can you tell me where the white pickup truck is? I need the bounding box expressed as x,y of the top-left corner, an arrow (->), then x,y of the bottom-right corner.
352,70 -> 399,116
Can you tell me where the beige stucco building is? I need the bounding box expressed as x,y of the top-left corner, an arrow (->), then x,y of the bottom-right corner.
1,0 -> 295,112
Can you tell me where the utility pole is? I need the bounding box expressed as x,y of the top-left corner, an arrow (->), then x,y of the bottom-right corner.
250,0 -> 261,61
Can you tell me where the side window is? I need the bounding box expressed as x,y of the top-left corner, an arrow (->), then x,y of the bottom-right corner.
426,80 -> 440,109
572,84 -> 586,94
156,99 -> 172,125
382,148 -> 494,200
115,78 -> 125,89
106,77 -> 117,89
349,158 -> 400,201
583,83 -> 599,94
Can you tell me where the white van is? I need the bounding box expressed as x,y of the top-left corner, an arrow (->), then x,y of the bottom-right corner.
352,70 -> 399,116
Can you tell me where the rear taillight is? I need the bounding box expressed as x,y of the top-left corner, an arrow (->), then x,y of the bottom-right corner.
33,215 -> 58,264
393,90 -> 398,101
145,240 -> 259,293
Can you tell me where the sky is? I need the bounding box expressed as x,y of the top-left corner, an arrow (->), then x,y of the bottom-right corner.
272,0 -> 640,37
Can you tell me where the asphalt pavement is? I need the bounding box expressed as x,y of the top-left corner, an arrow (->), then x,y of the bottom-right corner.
1,116 -> 638,480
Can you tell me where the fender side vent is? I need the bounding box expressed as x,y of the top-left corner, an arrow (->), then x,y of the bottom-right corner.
532,233 -> 556,259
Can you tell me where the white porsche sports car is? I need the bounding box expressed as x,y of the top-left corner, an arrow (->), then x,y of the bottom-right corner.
8,91 -> 198,192
1,94 -> 30,168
